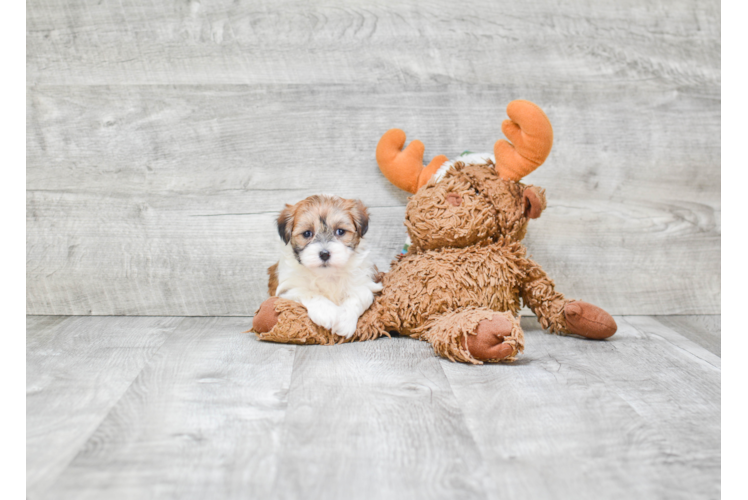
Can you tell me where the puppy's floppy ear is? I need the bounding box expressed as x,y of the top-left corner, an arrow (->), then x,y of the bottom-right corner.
351,199 -> 369,237
523,185 -> 546,219
277,204 -> 294,244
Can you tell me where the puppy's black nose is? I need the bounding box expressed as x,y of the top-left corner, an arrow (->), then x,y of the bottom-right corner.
319,250 -> 331,262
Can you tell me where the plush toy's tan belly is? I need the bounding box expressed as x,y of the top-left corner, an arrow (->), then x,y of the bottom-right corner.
380,242 -> 525,335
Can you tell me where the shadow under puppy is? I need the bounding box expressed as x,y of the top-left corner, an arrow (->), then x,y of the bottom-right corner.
261,195 -> 382,338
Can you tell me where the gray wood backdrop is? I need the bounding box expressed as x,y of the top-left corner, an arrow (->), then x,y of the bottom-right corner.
27,0 -> 721,316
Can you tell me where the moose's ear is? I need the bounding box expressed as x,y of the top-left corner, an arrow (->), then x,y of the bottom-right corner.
277,204 -> 294,244
523,186 -> 546,219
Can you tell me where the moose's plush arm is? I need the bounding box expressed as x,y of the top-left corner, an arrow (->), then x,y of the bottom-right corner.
251,297 -> 344,345
251,296 -> 388,345
518,257 -> 617,339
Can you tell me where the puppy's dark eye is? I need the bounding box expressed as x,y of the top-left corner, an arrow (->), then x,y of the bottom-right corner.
302,230 -> 313,238
473,187 -> 480,195
335,228 -> 346,236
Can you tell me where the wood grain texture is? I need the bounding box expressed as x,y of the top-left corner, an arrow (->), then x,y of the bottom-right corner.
26,0 -> 720,315
27,315 -> 720,499
720,314 -> 742,499
271,337 -> 487,500
654,314 -> 720,356
27,0 -> 719,88
27,84 -> 720,315
26,315 -> 181,499
441,316 -> 720,500
42,316 -> 296,500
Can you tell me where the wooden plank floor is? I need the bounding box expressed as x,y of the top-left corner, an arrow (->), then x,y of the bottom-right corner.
27,315 -> 720,500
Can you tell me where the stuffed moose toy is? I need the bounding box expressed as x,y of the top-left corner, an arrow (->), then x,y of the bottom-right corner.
252,100 -> 617,363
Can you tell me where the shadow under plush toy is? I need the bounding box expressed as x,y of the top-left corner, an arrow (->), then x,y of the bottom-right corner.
252,100 -> 617,363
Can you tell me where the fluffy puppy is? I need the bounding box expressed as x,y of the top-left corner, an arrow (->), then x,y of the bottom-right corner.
268,195 -> 382,337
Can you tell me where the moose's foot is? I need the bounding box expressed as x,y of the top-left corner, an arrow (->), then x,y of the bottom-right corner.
564,301 -> 617,339
414,308 -> 524,364
251,296 -> 281,333
463,313 -> 519,362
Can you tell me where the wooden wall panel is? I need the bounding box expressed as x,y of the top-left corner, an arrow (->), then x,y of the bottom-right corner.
26,0 -> 720,316
27,0 -> 719,88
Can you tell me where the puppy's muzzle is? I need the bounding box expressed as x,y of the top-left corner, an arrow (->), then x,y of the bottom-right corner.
319,249 -> 331,262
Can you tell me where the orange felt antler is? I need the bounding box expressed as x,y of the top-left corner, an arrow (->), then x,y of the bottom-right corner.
494,100 -> 554,181
376,129 -> 449,193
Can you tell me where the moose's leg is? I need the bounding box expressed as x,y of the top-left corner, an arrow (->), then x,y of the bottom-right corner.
250,296 -> 389,345
520,258 -> 617,339
412,308 -> 524,364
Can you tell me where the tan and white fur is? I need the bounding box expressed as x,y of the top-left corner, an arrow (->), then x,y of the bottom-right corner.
269,195 -> 382,338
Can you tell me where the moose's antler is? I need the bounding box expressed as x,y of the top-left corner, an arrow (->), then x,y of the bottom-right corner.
376,129 -> 448,193
494,100 -> 554,181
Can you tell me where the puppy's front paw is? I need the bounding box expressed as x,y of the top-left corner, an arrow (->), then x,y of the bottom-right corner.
303,297 -> 338,331
332,308 -> 359,338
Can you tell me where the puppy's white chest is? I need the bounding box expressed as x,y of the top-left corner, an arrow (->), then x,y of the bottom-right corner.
305,273 -> 351,305
274,242 -> 380,305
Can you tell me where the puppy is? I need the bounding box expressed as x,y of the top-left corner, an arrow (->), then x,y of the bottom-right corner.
268,195 -> 383,338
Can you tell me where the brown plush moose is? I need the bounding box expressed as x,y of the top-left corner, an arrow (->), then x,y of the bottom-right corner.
252,100 -> 617,363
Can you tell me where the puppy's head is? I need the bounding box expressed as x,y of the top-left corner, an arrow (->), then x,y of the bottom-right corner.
277,195 -> 369,270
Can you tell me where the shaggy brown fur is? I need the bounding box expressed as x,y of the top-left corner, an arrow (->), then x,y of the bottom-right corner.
255,296 -> 387,345
414,309 -> 524,364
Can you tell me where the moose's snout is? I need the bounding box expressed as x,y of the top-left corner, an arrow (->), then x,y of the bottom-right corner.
446,193 -> 463,207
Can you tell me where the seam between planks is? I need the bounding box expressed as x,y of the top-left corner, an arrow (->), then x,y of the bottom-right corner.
433,357 -> 493,499
32,316 -> 186,500
616,315 -> 722,371
265,343 -> 303,497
